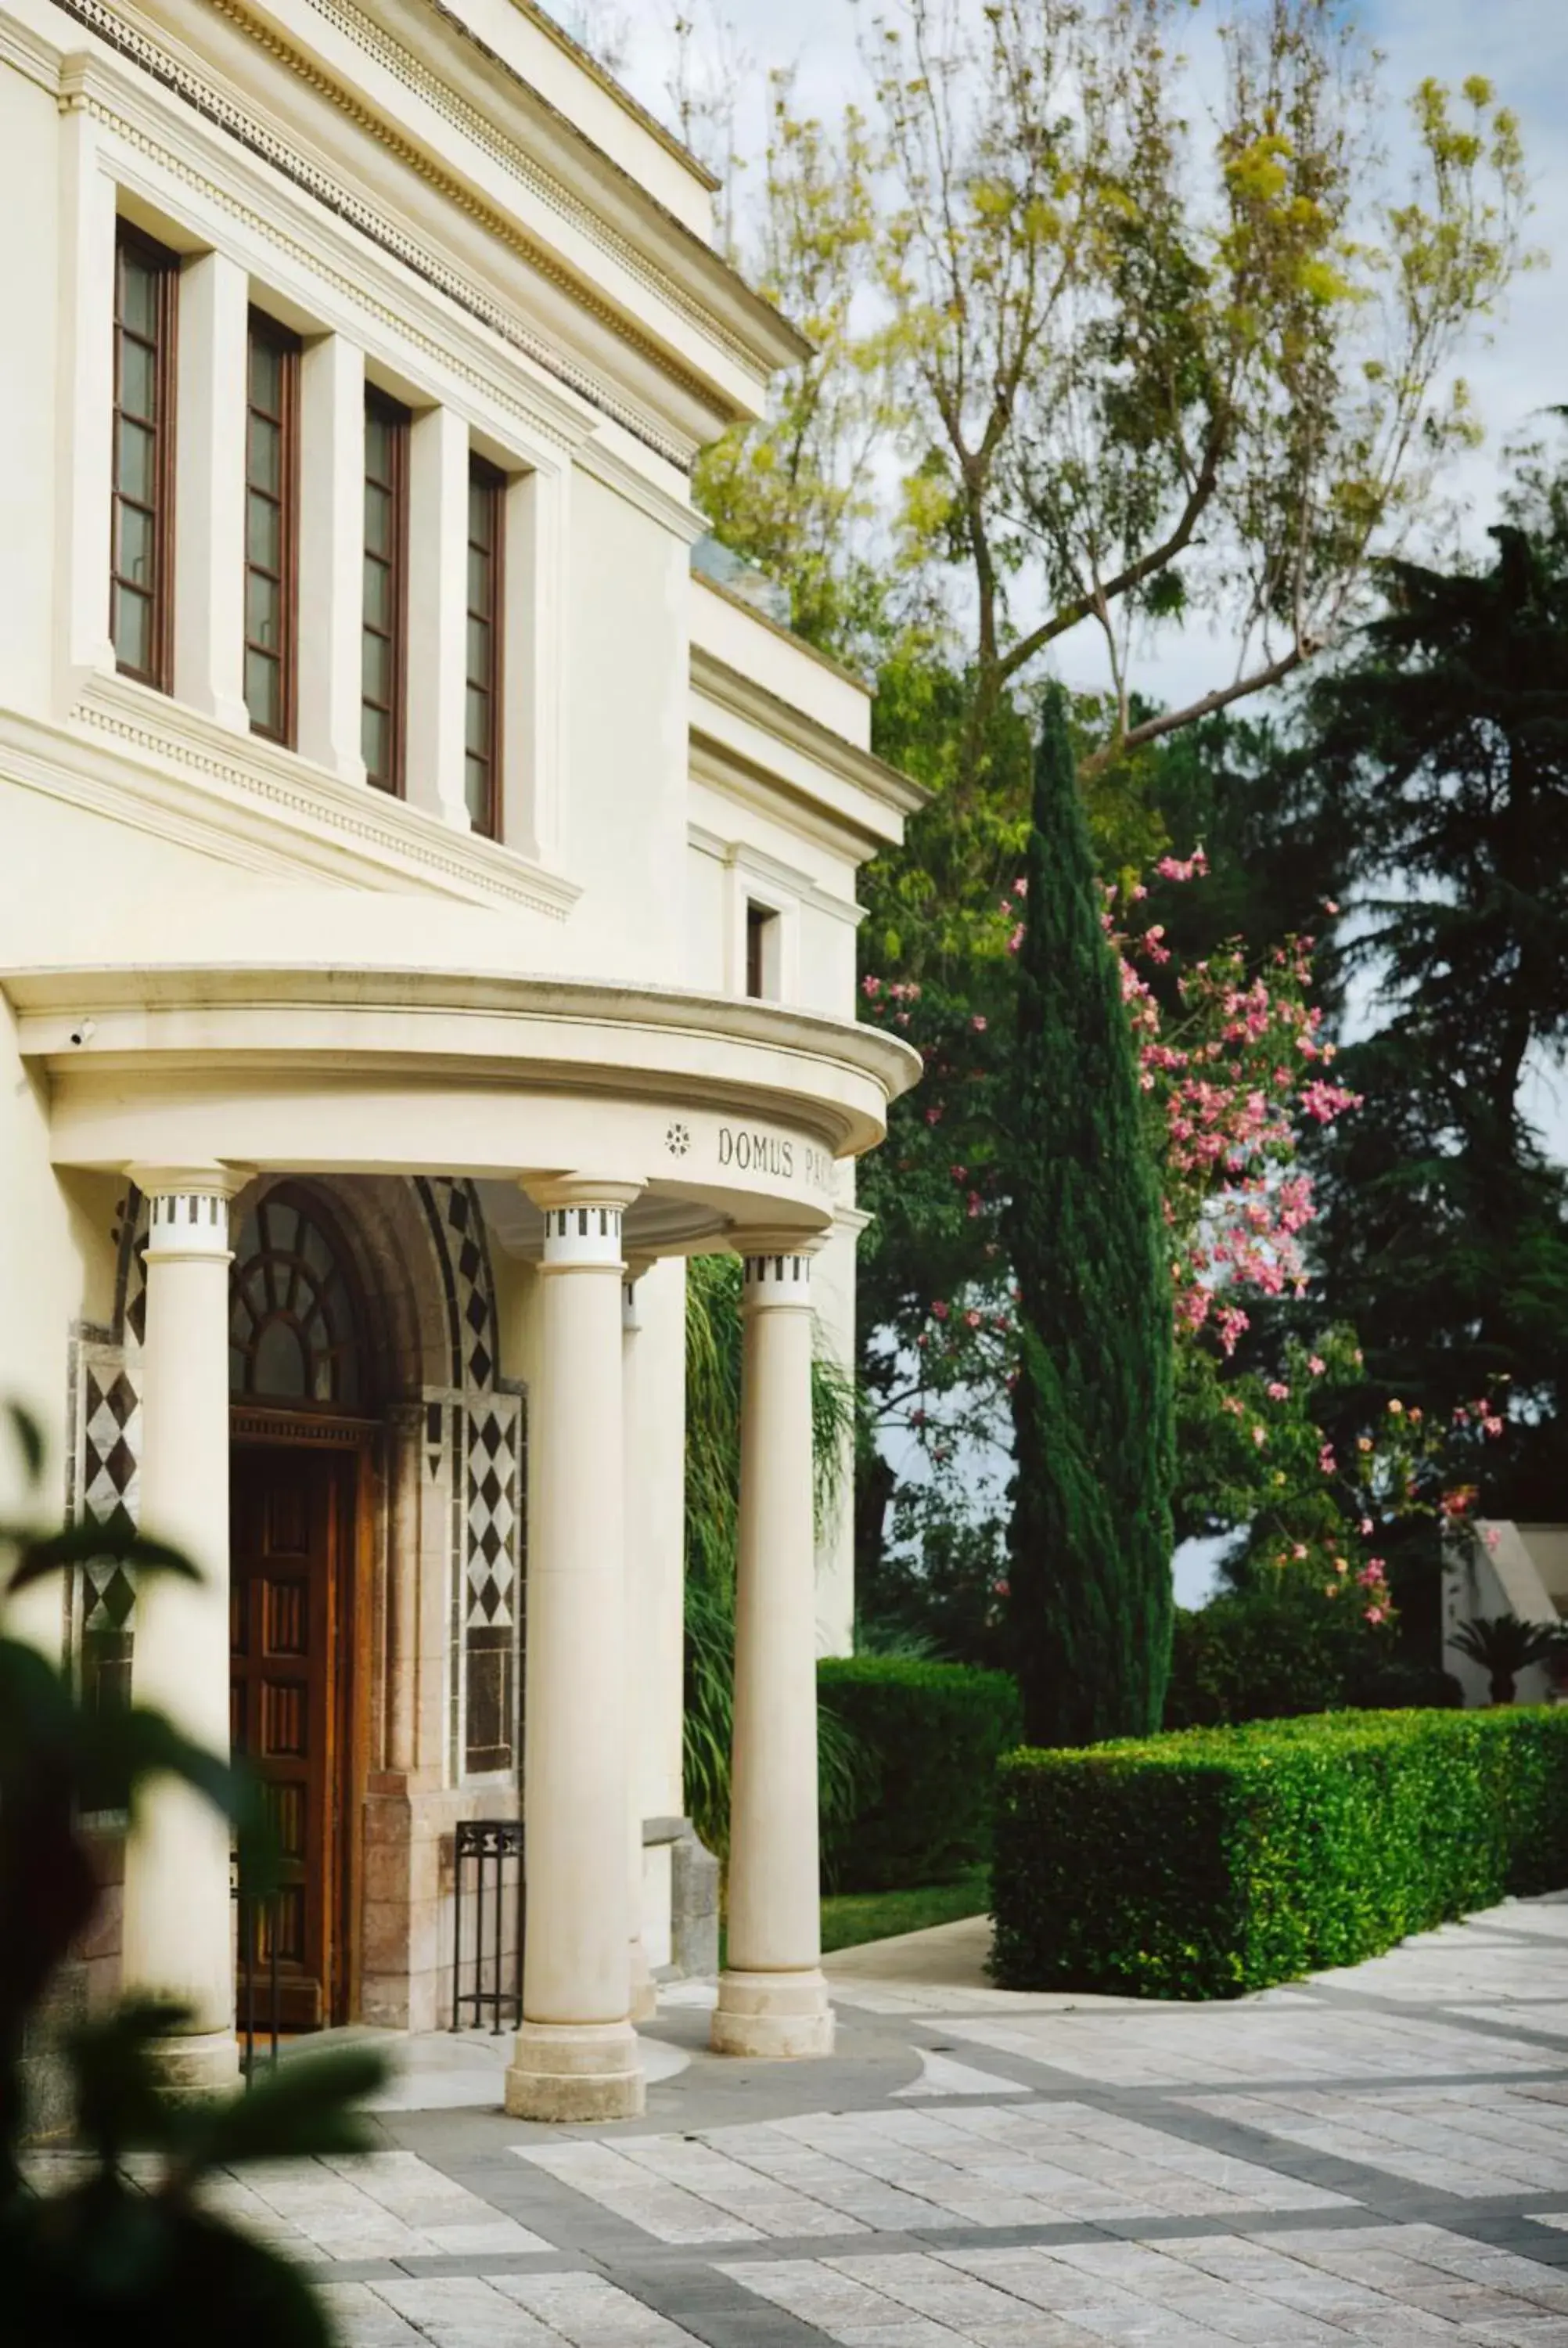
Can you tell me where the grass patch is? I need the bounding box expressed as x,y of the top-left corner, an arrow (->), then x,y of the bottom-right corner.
818,1866 -> 991,1954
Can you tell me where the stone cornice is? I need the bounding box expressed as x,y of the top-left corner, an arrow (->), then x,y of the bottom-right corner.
691,646 -> 930,829
483,0 -> 720,194
361,0 -> 804,369
48,1 -> 766,464
5,683 -> 580,915
686,823 -> 864,930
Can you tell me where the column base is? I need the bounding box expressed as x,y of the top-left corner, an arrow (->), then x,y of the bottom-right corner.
504,2018 -> 646,2121
710,1968 -> 835,2059
142,2029 -> 242,2098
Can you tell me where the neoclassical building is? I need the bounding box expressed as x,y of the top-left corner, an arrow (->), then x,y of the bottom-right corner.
0,0 -> 919,2119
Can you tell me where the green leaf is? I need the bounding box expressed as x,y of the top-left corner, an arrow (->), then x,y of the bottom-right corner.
5,1524 -> 203,1593
181,2045 -> 391,2171
3,1402 -> 44,1484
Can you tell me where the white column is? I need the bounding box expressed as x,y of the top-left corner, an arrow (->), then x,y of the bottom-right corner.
713,1240 -> 834,2059
405,403 -> 469,830
120,1165 -> 245,2092
621,1265 -> 657,2025
297,331 -> 366,782
505,1178 -> 646,2122
54,103 -> 117,697
172,249 -> 250,732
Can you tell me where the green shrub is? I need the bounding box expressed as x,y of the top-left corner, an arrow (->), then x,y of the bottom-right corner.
1163,1592 -> 1464,1729
1163,1592 -> 1353,1727
818,1658 -> 1023,1892
993,1706 -> 1568,1998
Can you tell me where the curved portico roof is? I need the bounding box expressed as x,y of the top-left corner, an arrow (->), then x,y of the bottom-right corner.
5,964 -> 921,1245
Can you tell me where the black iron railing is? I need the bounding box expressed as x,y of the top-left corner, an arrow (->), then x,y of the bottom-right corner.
451,1818 -> 524,2033
232,1864 -> 281,2086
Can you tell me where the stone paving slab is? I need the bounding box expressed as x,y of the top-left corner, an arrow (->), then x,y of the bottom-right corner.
94,1894 -> 1568,2345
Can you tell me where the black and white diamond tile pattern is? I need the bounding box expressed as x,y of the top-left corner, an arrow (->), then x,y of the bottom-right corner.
76,1349 -> 142,1631
465,1399 -> 521,1630
419,1177 -> 497,1394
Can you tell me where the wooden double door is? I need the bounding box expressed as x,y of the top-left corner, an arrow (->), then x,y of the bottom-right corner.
229,1435 -> 362,2030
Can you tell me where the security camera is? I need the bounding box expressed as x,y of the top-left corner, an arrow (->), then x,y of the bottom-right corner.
68,1019 -> 95,1047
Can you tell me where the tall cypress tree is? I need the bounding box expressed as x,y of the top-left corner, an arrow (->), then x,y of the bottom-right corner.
1006,688 -> 1175,1745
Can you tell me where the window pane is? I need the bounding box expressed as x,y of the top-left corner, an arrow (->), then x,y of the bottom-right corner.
361,628 -> 391,705
246,487 -> 280,572
254,1316 -> 307,1399
361,703 -> 390,780
246,567 -> 279,649
118,254 -> 156,337
115,501 -> 154,589
466,615 -> 491,688
249,336 -> 282,412
115,416 -> 154,505
119,334 -> 156,423
245,646 -> 279,732
365,410 -> 392,480
468,476 -> 494,547
364,479 -> 391,560
268,1201 -> 299,1255
466,542 -> 491,617
362,555 -> 391,632
247,411 -> 280,493
112,582 -> 151,674
465,678 -> 490,756
465,752 -> 490,829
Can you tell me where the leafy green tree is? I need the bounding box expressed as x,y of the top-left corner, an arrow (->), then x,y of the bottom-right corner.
1305,519 -> 1568,1524
0,1406 -> 386,2346
1005,693 -> 1175,1743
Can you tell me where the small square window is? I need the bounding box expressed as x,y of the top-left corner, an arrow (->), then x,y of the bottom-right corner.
746,902 -> 779,1001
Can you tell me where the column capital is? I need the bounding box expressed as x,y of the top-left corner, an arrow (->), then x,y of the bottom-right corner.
128,1162 -> 251,1203
523,1174 -> 644,1216
525,1176 -> 642,1273
739,1233 -> 822,1311
129,1165 -> 250,1260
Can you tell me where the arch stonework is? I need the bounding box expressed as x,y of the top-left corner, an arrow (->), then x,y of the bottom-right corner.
68,1171 -> 524,1788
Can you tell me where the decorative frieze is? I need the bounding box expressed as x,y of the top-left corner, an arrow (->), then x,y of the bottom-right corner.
541,1202 -> 624,1269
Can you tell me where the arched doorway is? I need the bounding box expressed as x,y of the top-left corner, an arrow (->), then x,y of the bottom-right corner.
228,1186 -> 374,2029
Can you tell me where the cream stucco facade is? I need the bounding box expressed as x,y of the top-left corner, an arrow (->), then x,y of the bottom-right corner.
0,0 -> 920,2118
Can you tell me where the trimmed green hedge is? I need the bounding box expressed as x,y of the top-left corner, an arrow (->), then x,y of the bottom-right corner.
992,1706 -> 1568,1998
818,1658 -> 1023,1893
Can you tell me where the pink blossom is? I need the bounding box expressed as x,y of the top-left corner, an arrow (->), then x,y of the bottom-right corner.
1387,1398 -> 1404,1417
1267,1381 -> 1290,1402
1365,1605 -> 1386,1626
861,974 -> 882,998
931,1301 -> 949,1322
1318,1445 -> 1337,1474
965,1309 -> 982,1330
971,1014 -> 987,1032
1251,1424 -> 1268,1447
1308,1356 -> 1326,1376
1483,1526 -> 1501,1551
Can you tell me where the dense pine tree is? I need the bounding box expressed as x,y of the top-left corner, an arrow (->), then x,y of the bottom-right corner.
1307,525 -> 1568,1524
1005,690 -> 1175,1745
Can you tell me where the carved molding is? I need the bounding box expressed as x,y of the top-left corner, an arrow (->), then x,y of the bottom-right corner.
52,6 -> 710,467
4,686 -> 581,916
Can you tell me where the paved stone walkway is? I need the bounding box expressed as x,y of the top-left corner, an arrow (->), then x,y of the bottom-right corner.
94,1898 -> 1568,2341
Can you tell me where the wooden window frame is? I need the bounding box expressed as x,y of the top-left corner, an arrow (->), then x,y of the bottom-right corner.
111,223 -> 179,693
465,456 -> 505,841
244,308 -> 301,747
361,389 -> 409,797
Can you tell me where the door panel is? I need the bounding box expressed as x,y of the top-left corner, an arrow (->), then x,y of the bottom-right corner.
231,1444 -> 346,2029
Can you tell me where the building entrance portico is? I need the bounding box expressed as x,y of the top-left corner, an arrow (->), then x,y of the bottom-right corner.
10,960 -> 919,2116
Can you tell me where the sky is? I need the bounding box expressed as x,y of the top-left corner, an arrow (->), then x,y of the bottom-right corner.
556,0 -> 1568,1604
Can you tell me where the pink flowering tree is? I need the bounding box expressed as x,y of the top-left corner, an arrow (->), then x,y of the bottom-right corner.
860,852 -> 1504,1651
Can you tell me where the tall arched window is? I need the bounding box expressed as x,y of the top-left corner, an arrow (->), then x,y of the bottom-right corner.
228,1191 -> 365,1406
